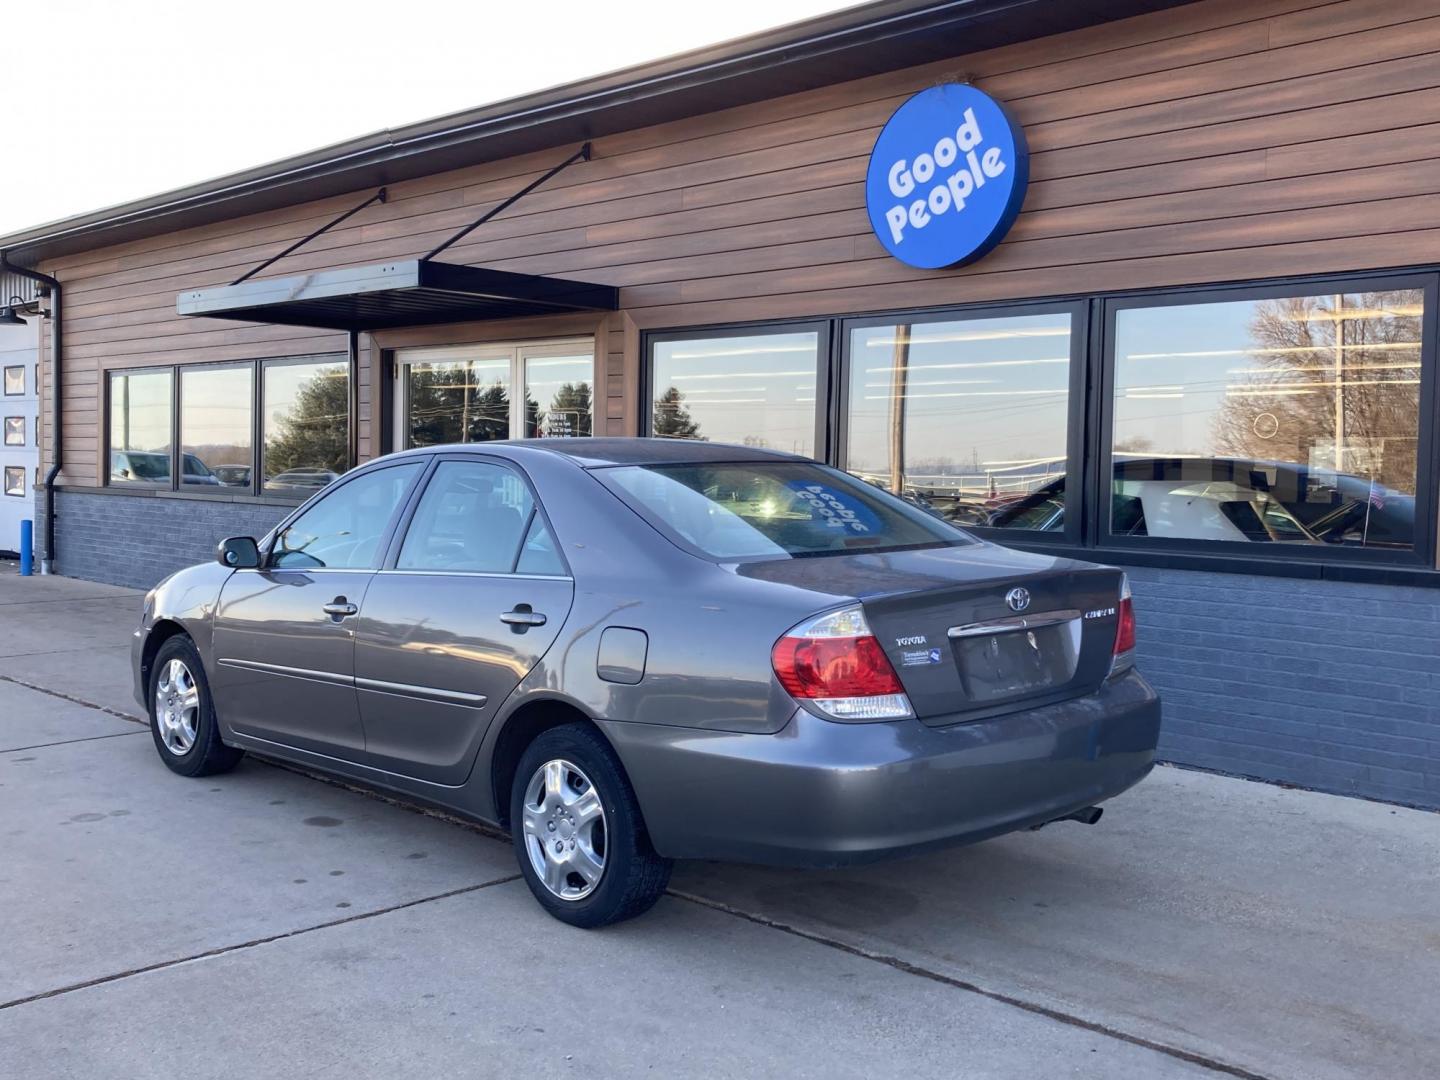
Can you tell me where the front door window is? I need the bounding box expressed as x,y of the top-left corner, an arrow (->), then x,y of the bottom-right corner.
271,463 -> 423,570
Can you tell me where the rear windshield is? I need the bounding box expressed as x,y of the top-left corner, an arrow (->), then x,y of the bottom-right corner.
602,461 -> 971,559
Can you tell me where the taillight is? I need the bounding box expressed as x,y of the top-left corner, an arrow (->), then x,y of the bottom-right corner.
772,606 -> 913,722
1110,574 -> 1136,676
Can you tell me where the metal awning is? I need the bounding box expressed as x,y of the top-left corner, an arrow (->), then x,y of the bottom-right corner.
176,147 -> 615,333
176,258 -> 618,331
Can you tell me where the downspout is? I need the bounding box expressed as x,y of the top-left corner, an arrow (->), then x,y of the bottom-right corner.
1,251 -> 62,574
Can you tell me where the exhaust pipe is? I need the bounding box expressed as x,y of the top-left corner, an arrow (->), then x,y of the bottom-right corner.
1029,805 -> 1104,831
1061,805 -> 1104,825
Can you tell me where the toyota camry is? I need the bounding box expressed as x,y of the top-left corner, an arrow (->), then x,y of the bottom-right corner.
133,439 -> 1160,927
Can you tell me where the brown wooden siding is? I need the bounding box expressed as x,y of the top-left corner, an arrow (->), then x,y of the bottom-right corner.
40,0 -> 1440,485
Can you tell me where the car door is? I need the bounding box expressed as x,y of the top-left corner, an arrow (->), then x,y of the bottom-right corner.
353,456 -> 574,785
211,461 -> 426,755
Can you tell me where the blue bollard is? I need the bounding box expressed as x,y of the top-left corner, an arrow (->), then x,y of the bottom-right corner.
19,519 -> 32,576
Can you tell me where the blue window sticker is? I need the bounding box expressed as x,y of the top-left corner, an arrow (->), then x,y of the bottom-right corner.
787,481 -> 885,535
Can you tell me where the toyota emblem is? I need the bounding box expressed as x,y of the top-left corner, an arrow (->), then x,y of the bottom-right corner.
1005,587 -> 1031,613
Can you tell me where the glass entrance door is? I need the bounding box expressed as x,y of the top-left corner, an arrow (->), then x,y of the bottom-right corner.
521,346 -> 595,439
396,339 -> 594,448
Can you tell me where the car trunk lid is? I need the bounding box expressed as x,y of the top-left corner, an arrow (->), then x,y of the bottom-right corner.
738,543 -> 1125,723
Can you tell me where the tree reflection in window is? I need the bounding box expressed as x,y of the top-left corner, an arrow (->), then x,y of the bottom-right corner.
406,360 -> 512,446
652,386 -> 699,438
1213,292 -> 1421,497
263,359 -> 349,492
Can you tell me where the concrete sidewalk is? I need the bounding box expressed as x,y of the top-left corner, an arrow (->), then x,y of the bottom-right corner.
1,565 -> 1436,1079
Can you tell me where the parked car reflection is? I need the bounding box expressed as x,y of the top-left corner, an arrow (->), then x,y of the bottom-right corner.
989,457 -> 1414,549
111,451 -> 223,486
853,474 -> 1045,528
212,465 -> 252,487
265,468 -> 341,493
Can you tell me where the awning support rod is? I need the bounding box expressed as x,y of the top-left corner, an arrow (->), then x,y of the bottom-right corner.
424,142 -> 591,261
231,187 -> 388,285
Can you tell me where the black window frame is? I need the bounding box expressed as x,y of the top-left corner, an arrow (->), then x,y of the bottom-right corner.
643,266 -> 1440,579
3,415 -> 23,447
1095,273 -> 1438,570
3,365 -> 22,396
103,353 -> 350,502
642,319 -> 835,461
177,360 -> 256,498
104,366 -> 176,489
3,465 -> 24,497
836,298 -> 1088,548
259,353 -> 352,497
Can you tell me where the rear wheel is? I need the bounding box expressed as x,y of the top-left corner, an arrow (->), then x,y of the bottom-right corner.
148,635 -> 243,777
510,723 -> 671,928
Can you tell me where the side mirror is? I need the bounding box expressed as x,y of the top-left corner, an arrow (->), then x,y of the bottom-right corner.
217,536 -> 261,570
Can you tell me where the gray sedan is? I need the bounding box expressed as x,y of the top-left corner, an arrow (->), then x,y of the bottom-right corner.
133,439 -> 1160,927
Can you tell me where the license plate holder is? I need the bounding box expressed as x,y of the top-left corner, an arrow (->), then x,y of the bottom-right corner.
952,620 -> 1079,705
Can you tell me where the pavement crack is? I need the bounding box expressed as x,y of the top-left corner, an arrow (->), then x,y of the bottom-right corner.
2,730 -> 145,753
668,889 -> 1277,1080
0,674 -> 145,724
0,876 -> 521,1013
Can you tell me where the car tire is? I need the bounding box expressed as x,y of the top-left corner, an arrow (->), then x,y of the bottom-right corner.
148,635 -> 244,778
510,722 -> 672,928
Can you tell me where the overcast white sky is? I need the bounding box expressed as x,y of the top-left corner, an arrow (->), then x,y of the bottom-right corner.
0,0 -> 855,237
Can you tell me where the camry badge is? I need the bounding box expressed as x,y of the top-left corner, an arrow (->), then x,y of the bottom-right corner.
1005,587 -> 1031,613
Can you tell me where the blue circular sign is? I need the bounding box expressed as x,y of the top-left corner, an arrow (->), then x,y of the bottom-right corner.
865,84 -> 1029,270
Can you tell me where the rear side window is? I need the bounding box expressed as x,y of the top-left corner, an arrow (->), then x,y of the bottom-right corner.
516,517 -> 565,575
398,460 -> 547,574
603,461 -> 970,560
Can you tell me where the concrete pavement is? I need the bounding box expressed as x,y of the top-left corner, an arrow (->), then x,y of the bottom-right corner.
1,564 -> 1435,1079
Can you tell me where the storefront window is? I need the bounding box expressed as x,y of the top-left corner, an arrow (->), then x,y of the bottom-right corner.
649,330 -> 821,457
3,417 -> 22,446
845,311 -> 1072,528
3,466 -> 22,497
262,357 -> 348,493
406,355 -> 511,447
1107,289 -> 1422,550
108,370 -> 173,486
179,365 -> 253,490
524,353 -> 593,438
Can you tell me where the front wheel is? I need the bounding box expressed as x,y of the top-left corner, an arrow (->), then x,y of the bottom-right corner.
148,635 -> 243,777
510,723 -> 672,928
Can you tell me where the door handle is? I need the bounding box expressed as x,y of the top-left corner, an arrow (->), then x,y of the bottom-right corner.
322,599 -> 359,618
500,607 -> 547,628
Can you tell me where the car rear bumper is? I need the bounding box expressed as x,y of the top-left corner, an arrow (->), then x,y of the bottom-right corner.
598,669 -> 1160,867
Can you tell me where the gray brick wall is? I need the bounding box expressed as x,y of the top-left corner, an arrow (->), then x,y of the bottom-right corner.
46,490 -> 291,590
1127,566 -> 1440,811
29,490 -> 1440,810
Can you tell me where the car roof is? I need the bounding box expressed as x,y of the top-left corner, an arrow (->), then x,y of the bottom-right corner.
385,437 -> 808,468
